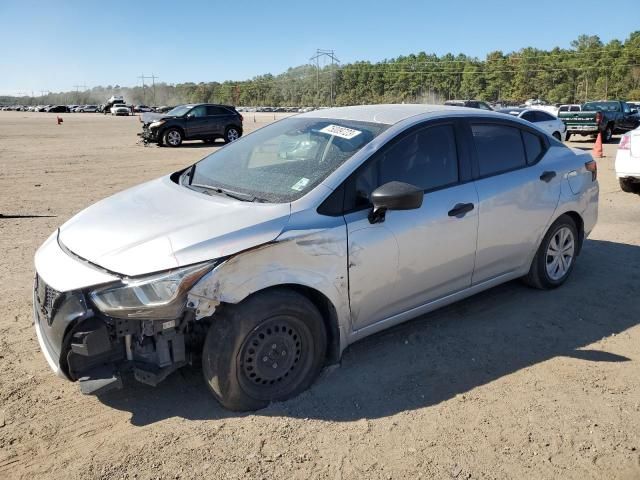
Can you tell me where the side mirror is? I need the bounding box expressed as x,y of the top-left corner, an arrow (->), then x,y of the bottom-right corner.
186,113 -> 194,119
631,109 -> 638,115
368,181 -> 424,224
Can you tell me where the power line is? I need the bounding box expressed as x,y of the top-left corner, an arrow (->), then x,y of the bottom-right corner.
137,74 -> 159,105
310,49 -> 340,106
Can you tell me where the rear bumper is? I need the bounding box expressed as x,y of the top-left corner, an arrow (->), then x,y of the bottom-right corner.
566,125 -> 599,135
615,152 -> 640,178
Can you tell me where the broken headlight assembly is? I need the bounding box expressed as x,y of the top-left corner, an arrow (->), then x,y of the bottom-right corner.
149,120 -> 166,129
89,262 -> 214,320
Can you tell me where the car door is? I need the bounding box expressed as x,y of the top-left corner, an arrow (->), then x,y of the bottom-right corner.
184,105 -> 208,138
205,105 -> 230,137
468,120 -> 561,284
534,111 -> 561,135
620,102 -> 637,131
343,121 -> 479,331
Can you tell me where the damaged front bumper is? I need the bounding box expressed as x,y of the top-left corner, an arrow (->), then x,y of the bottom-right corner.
139,125 -> 160,143
33,272 -> 195,396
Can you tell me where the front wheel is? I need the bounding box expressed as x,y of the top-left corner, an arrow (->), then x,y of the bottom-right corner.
163,128 -> 183,147
523,215 -> 578,290
202,289 -> 327,411
224,126 -> 241,143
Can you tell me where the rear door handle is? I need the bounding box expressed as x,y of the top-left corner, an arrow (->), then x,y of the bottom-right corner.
540,171 -> 556,182
448,203 -> 474,218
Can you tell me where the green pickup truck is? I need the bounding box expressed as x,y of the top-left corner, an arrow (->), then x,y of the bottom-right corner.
558,100 -> 640,142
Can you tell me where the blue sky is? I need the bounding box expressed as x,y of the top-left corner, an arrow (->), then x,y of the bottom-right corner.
1,0 -> 638,95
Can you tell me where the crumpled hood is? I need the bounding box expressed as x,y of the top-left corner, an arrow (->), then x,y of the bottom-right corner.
58,176 -> 291,276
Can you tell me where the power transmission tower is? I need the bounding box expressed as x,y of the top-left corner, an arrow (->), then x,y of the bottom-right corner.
73,84 -> 88,103
138,74 -> 159,105
310,49 -> 339,106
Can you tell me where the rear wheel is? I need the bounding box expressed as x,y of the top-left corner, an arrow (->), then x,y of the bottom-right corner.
224,126 -> 241,143
163,128 -> 183,147
619,178 -> 640,194
202,289 -> 327,411
523,215 -> 578,290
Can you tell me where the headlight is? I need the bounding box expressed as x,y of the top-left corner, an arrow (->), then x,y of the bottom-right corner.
90,262 -> 214,320
149,120 -> 165,129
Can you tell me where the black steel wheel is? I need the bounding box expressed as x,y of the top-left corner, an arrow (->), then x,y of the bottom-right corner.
202,289 -> 327,411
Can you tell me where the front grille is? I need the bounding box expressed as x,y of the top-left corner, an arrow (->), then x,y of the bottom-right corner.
35,274 -> 62,325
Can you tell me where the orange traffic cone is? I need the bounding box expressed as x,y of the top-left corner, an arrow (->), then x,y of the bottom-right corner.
56,116 -> 63,125
592,131 -> 603,158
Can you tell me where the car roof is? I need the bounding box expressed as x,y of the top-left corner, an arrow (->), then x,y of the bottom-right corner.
295,103 -> 492,125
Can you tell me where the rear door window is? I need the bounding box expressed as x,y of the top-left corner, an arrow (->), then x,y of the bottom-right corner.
522,131 -> 545,164
206,106 -> 229,116
471,124 -> 527,177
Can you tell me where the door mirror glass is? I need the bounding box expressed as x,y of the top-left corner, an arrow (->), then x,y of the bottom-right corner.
368,181 -> 423,223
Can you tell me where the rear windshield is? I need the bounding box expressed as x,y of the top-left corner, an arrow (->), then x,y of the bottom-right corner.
583,102 -> 620,112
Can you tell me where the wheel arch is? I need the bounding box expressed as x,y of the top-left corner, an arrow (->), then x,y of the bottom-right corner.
552,210 -> 585,255
161,124 -> 185,139
243,284 -> 341,364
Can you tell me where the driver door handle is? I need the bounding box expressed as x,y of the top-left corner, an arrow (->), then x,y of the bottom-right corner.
540,171 -> 556,182
448,203 -> 474,218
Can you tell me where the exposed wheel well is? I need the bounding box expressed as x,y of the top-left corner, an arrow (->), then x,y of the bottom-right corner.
240,284 -> 341,365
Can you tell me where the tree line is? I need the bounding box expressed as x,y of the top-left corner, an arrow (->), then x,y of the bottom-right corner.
3,32 -> 640,108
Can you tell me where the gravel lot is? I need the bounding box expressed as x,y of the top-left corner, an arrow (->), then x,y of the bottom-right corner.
0,111 -> 639,480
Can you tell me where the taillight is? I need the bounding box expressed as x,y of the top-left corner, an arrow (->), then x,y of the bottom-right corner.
619,134 -> 630,150
595,111 -> 602,125
585,160 -> 597,181
238,113 -> 244,122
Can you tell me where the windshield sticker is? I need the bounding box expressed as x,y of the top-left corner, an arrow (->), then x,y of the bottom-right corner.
291,177 -> 310,191
319,124 -> 362,140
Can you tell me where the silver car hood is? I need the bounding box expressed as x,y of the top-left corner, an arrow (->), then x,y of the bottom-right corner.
58,176 -> 291,276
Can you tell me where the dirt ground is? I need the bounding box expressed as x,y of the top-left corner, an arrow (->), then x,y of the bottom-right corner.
0,110 -> 639,480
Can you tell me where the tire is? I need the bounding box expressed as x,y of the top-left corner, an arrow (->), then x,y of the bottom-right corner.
523,215 -> 579,290
552,131 -> 562,141
619,178 -> 640,193
163,128 -> 183,147
224,126 -> 241,143
202,289 -> 327,411
603,124 -> 613,143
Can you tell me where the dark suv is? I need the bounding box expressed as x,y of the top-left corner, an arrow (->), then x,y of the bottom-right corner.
142,103 -> 243,147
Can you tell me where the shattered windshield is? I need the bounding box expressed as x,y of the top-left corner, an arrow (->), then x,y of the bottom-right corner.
185,117 -> 389,203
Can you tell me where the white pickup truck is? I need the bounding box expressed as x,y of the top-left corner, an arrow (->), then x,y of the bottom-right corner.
615,126 -> 640,194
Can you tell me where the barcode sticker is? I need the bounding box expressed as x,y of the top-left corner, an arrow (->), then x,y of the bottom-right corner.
318,124 -> 362,140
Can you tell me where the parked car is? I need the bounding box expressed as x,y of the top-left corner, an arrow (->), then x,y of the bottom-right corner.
111,104 -> 130,116
33,104 -> 598,410
134,105 -> 153,113
47,105 -> 69,113
498,108 -> 567,141
558,100 -> 639,142
154,105 -> 174,113
79,105 -> 98,113
444,99 -> 493,110
141,103 -> 243,146
615,126 -> 640,194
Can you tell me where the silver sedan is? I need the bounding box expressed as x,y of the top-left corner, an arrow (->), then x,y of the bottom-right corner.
33,104 -> 598,410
